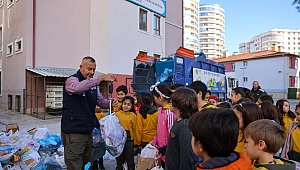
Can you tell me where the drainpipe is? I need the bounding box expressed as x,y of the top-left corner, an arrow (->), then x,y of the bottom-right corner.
32,0 -> 36,68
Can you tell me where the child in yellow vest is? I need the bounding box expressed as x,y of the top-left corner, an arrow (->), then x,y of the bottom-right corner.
233,102 -> 264,154
276,99 -> 296,133
281,103 -> 300,162
244,119 -> 293,169
114,96 -> 136,170
135,93 -> 158,148
113,85 -> 128,113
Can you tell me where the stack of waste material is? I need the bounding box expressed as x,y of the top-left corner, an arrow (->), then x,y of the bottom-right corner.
0,126 -> 66,170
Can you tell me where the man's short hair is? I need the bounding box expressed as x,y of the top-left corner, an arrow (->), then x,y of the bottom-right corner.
188,81 -> 207,100
188,108 -> 239,157
206,90 -> 211,95
259,95 -> 274,104
170,84 -> 184,91
244,119 -> 286,154
116,85 -> 128,95
82,56 -> 96,63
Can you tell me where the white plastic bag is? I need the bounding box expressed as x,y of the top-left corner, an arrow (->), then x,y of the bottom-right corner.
151,160 -> 164,170
33,128 -> 50,141
141,144 -> 157,158
100,114 -> 127,157
0,163 -> 4,170
103,150 -> 115,160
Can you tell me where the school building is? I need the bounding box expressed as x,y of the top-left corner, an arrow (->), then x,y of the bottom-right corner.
0,0 -> 183,118
213,49 -> 300,99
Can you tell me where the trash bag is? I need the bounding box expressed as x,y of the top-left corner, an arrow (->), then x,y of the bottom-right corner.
32,162 -> 62,170
140,144 -> 157,158
92,128 -> 104,147
92,145 -> 106,161
38,135 -> 62,151
103,150 -> 115,160
33,128 -> 50,141
100,114 -> 126,157
159,68 -> 172,82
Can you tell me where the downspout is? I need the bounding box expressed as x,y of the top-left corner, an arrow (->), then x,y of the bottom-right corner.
32,0 -> 36,68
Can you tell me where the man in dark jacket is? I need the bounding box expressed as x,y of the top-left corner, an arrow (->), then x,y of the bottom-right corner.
251,81 -> 267,103
61,56 -> 118,170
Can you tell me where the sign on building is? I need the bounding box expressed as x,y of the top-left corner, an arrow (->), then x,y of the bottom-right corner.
128,0 -> 166,17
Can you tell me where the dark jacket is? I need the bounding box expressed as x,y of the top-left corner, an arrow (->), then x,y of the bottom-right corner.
251,86 -> 267,103
165,118 -> 196,170
61,70 -> 97,134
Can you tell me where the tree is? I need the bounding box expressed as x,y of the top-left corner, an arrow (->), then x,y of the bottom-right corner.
293,0 -> 300,12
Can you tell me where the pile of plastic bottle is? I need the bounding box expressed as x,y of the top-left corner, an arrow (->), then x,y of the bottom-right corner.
0,127 -> 65,170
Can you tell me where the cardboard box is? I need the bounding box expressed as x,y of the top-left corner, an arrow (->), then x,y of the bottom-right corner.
5,123 -> 19,133
27,127 -> 37,135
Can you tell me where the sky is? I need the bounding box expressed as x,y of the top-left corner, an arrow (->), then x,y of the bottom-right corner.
199,0 -> 300,54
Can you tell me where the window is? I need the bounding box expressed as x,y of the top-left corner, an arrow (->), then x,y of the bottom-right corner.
0,0 -> 3,7
231,63 -> 235,71
296,77 -> 299,87
288,37 -> 290,40
296,59 -> 298,69
0,25 -> 2,52
243,61 -> 247,66
15,95 -> 21,112
7,0 -> 13,8
154,54 -> 160,59
139,9 -> 147,31
153,15 -> 160,36
289,57 -> 292,68
15,37 -> 23,54
289,76 -> 296,87
8,94 -> 12,110
6,42 -> 13,57
243,77 -> 248,82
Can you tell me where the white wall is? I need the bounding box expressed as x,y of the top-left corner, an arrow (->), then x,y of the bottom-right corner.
233,57 -> 286,93
91,0 -> 165,75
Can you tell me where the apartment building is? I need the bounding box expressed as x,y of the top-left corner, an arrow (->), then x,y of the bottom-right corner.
213,51 -> 300,99
0,0 -> 183,115
239,28 -> 300,55
198,4 -> 225,58
183,0 -> 199,52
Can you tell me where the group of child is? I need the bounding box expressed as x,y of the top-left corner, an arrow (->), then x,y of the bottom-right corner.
95,83 -> 300,170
